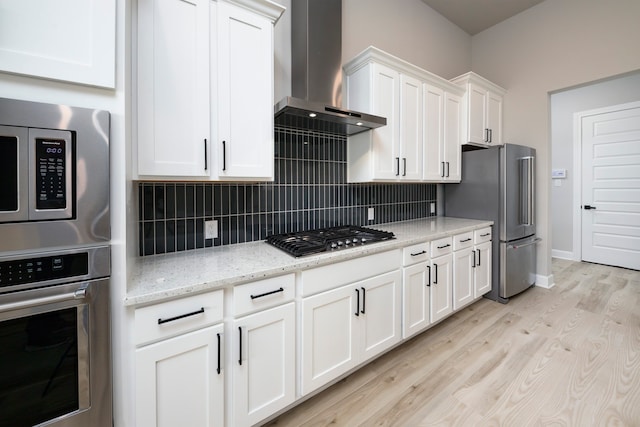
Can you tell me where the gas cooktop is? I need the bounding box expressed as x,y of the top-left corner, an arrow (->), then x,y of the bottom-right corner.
265,225 -> 395,257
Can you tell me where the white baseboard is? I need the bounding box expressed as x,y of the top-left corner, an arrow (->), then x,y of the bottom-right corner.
535,273 -> 555,289
552,249 -> 574,260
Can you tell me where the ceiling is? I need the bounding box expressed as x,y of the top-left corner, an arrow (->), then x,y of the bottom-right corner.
421,0 -> 546,35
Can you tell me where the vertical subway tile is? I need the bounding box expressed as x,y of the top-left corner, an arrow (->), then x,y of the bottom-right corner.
155,221 -> 165,254
166,184 -> 176,219
205,185 -> 213,217
166,220 -> 176,253
176,184 -> 186,218
176,220 -> 186,252
186,185 -> 195,217
143,184 -> 154,220
143,222 -> 155,255
196,218 -> 205,249
195,184 -> 204,217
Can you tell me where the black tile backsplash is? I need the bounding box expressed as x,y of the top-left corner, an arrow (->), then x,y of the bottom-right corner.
138,127 -> 438,256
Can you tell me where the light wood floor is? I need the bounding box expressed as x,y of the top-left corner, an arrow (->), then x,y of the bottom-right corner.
266,259 -> 640,426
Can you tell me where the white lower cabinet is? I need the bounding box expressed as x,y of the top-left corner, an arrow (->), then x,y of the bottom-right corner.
401,241 -> 431,339
430,237 -> 454,324
453,228 -> 493,310
301,269 -> 402,396
134,290 -> 225,427
232,303 -> 296,426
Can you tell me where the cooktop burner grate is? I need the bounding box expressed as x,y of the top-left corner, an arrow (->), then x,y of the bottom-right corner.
266,225 -> 395,257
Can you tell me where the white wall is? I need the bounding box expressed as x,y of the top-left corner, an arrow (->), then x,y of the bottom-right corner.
550,71 -> 640,258
342,0 -> 471,79
470,0 -> 640,281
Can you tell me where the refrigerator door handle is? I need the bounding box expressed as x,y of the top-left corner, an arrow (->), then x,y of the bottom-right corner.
520,156 -> 535,226
507,237 -> 542,249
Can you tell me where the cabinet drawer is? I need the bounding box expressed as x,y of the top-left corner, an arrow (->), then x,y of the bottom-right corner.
453,231 -> 474,250
233,274 -> 295,317
301,249 -> 401,297
474,227 -> 492,244
402,242 -> 429,266
431,237 -> 452,257
135,289 -> 223,347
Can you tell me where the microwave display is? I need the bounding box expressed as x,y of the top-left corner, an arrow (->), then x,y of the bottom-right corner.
35,138 -> 67,210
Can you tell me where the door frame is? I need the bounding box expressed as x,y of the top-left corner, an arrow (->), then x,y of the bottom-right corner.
571,100 -> 640,262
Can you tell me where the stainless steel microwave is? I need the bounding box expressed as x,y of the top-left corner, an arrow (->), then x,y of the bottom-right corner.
0,97 -> 110,254
0,125 -> 73,222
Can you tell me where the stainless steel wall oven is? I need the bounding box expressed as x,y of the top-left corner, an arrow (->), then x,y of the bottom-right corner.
0,98 -> 111,427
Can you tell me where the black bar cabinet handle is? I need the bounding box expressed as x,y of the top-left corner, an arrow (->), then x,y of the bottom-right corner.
433,263 -> 438,284
216,333 -> 221,375
441,161 -> 445,177
250,287 -> 284,300
403,158 -> 407,176
477,249 -> 481,266
584,205 -> 596,210
484,128 -> 489,142
472,250 -> 476,268
395,157 -> 400,176
204,139 -> 208,170
426,265 -> 431,287
437,244 -> 451,249
489,129 -> 493,143
355,289 -> 360,316
361,287 -> 366,314
411,250 -> 427,257
460,238 -> 472,243
238,326 -> 242,365
480,233 -> 490,237
446,162 -> 450,177
222,140 -> 226,171
157,307 -> 205,325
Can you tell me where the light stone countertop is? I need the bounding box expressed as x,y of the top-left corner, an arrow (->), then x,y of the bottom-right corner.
126,216 -> 493,306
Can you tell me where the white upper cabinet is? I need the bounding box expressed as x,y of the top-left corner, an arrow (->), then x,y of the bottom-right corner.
0,0 -> 115,88
423,86 -> 461,182
451,72 -> 506,147
137,0 -> 210,177
344,47 -> 464,183
214,1 -> 276,180
136,0 -> 284,180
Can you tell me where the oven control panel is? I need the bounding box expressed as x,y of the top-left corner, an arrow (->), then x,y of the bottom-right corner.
0,252 -> 88,289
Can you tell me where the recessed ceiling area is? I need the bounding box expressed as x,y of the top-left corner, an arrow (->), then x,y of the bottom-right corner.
421,0 -> 546,35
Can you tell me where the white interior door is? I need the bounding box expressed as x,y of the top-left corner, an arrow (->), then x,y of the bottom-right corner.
581,102 -> 640,270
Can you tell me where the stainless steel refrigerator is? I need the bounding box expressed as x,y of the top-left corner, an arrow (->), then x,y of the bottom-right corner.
444,143 -> 539,303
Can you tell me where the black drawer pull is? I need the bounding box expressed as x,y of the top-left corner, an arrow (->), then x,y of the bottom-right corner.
480,233 -> 490,237
459,238 -> 472,243
477,249 -> 481,266
355,288 -> 360,316
426,265 -> 431,287
361,287 -> 366,315
410,250 -> 427,257
250,287 -> 284,300
157,307 -> 205,325
437,244 -> 451,249
433,263 -> 438,284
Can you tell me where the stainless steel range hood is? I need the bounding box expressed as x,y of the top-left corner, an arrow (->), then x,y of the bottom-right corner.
274,0 -> 386,136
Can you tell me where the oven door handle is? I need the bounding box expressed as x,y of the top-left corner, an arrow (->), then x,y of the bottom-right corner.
0,285 -> 87,312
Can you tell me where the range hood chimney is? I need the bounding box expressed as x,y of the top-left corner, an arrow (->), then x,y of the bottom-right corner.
274,0 -> 386,136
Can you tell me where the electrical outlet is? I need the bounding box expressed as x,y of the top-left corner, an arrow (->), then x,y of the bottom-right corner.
430,203 -> 436,214
367,207 -> 375,221
205,220 -> 218,239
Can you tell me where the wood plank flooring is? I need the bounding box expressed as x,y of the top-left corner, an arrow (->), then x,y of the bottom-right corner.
265,259 -> 640,426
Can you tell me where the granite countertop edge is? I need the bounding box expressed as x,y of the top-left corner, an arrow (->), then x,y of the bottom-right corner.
126,217 -> 493,307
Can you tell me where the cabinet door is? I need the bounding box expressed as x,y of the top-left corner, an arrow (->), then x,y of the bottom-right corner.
443,92 -> 462,181
486,91 -> 503,145
371,63 -> 401,180
467,83 -> 487,145
137,0 -> 210,177
474,241 -> 492,297
216,1 -> 274,179
359,270 -> 402,360
430,253 -> 453,323
233,303 -> 295,426
301,285 -> 359,395
399,75 -> 423,180
136,324 -> 224,427
453,248 -> 474,310
423,84 -> 444,181
402,262 -> 431,338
